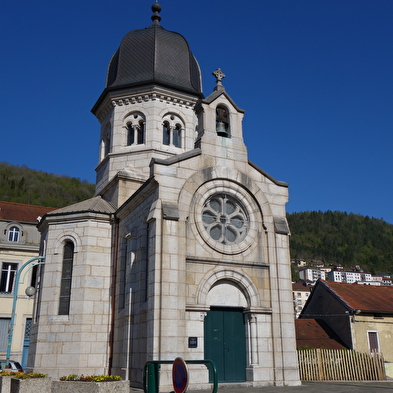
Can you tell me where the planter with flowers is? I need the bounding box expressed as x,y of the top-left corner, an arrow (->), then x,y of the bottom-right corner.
10,372 -> 50,393
52,374 -> 129,393
0,371 -> 14,393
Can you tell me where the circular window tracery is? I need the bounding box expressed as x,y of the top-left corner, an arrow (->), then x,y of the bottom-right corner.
202,193 -> 249,245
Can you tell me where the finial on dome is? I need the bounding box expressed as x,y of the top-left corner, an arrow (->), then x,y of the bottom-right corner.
212,68 -> 226,91
151,2 -> 162,24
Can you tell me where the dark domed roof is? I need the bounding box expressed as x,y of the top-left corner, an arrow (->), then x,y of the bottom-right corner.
105,12 -> 202,97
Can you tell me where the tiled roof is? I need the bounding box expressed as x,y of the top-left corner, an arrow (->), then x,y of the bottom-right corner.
0,201 -> 57,223
292,283 -> 311,292
321,280 -> 393,313
295,319 -> 347,350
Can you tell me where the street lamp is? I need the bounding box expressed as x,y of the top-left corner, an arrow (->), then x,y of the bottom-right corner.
6,256 -> 45,364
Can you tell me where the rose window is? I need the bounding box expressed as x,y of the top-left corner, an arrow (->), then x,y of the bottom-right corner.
202,193 -> 249,245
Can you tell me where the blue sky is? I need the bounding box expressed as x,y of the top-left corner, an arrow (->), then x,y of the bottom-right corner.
1,1 -> 392,223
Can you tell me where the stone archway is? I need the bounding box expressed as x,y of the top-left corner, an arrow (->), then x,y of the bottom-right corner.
197,270 -> 260,383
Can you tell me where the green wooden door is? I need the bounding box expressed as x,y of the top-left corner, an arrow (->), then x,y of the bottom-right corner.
204,308 -> 246,382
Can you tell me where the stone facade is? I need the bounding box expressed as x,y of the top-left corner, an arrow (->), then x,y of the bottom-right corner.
29,4 -> 300,389
29,210 -> 113,376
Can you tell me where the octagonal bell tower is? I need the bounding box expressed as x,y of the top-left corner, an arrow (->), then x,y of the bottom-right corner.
91,3 -> 203,208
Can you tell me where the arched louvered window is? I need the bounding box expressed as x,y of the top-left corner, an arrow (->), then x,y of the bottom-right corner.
162,114 -> 184,148
59,241 -> 74,315
163,121 -> 170,145
125,113 -> 145,146
127,124 -> 135,146
137,121 -> 145,144
173,124 -> 182,148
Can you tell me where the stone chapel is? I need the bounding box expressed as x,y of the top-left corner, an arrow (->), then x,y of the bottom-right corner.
29,2 -> 300,389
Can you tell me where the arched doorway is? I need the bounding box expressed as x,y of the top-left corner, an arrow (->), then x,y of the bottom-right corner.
203,281 -> 247,383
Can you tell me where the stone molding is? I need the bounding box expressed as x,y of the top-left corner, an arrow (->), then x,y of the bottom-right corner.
96,87 -> 199,122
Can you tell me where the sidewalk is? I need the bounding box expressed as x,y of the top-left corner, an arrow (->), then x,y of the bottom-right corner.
132,380 -> 393,393
187,381 -> 393,392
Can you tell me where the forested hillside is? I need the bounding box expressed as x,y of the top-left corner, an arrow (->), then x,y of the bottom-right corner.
1,163 -> 392,275
0,162 -> 95,208
287,211 -> 393,275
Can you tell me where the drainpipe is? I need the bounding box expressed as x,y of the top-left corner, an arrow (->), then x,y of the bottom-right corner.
108,217 -> 119,375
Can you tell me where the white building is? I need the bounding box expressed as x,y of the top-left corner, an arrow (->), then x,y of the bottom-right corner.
327,270 -> 372,284
28,3 -> 300,389
299,268 -> 326,282
292,283 -> 311,318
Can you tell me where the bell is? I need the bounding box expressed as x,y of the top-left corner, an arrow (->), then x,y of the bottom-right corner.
216,121 -> 228,137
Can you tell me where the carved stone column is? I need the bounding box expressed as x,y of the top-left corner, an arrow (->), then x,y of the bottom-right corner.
249,314 -> 259,366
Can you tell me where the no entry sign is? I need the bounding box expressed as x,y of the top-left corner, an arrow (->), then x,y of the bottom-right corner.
172,357 -> 189,393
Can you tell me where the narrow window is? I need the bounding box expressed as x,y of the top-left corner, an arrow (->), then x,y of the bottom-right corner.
104,125 -> 111,156
0,263 -> 18,293
368,331 -> 379,352
127,124 -> 135,146
137,121 -> 145,144
59,242 -> 74,315
163,121 -> 170,145
0,318 -> 11,351
8,227 -> 20,242
173,124 -> 182,147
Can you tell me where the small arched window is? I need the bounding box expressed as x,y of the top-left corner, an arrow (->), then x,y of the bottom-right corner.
59,241 -> 74,315
173,124 -> 182,148
125,113 -> 145,146
127,124 -> 135,146
216,105 -> 230,137
8,227 -> 20,242
163,121 -> 170,145
162,114 -> 184,148
137,121 -> 145,144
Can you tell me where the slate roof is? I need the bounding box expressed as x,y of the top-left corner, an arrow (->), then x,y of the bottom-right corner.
0,201 -> 57,223
46,195 -> 116,216
105,23 -> 202,96
295,319 -> 347,350
320,280 -> 393,314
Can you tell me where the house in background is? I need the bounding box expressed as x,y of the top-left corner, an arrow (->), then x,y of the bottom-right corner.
292,283 -> 311,318
0,201 -> 55,368
300,280 -> 393,376
299,267 -> 326,282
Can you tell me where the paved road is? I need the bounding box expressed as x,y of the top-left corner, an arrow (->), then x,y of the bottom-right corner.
187,381 -> 393,392
132,380 -> 393,393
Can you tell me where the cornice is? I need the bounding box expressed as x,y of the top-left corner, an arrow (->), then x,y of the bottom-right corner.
94,86 -> 200,122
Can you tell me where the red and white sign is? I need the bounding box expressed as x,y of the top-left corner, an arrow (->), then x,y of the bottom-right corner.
172,357 -> 189,393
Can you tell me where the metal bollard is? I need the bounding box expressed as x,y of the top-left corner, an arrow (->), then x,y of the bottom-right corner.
147,363 -> 160,393
143,359 -> 217,393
